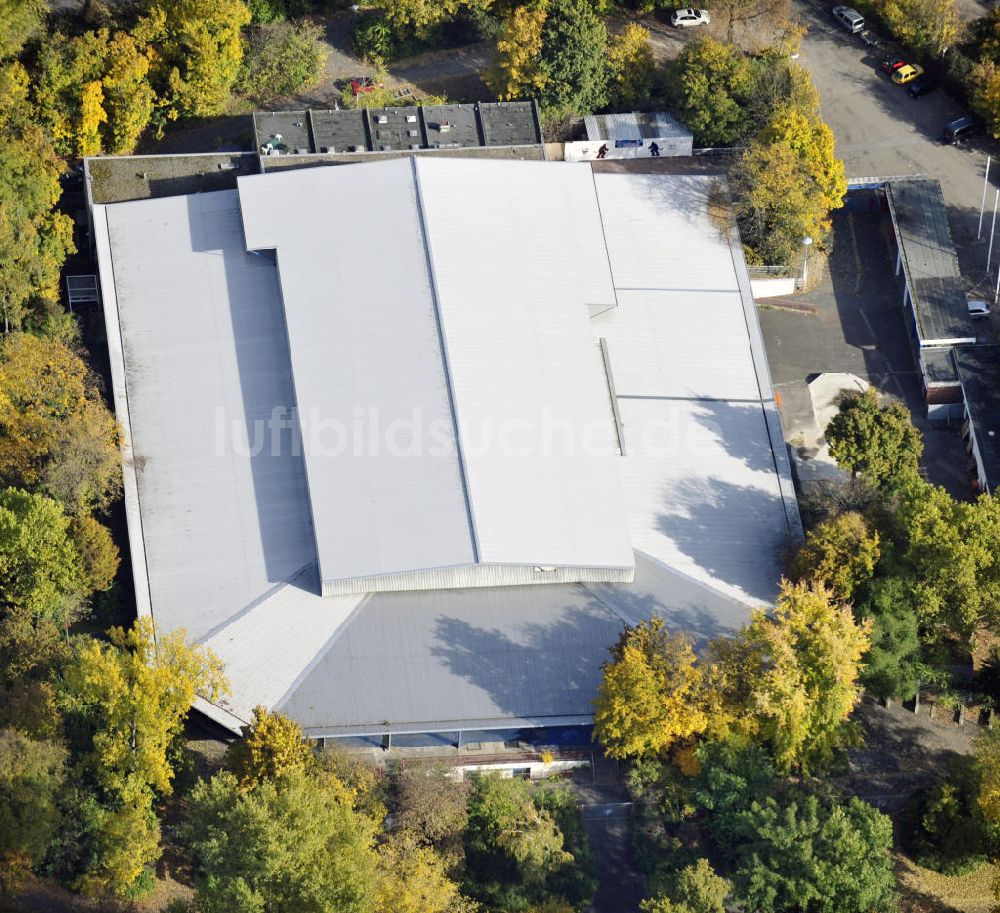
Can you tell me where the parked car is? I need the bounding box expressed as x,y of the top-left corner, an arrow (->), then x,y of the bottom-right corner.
943,115 -> 977,144
968,299 -> 991,320
832,5 -> 865,32
671,8 -> 710,26
907,75 -> 937,98
891,63 -> 924,84
880,56 -> 906,75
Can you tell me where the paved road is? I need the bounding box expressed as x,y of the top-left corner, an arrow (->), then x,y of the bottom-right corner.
794,0 -> 997,299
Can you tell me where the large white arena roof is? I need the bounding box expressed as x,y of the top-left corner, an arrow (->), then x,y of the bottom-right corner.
93,157 -> 800,737
237,159 -> 634,595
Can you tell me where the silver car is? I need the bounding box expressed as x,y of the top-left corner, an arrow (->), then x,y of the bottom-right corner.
832,5 -> 865,32
671,8 -> 711,27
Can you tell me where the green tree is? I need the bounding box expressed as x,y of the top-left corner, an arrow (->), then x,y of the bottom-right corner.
62,618 -> 227,896
0,0 -> 44,61
856,576 -> 922,700
744,579 -> 871,774
186,768 -> 377,913
0,729 -> 67,888
825,387 -> 922,490
728,794 -> 897,913
790,511 -> 880,601
0,333 -> 121,514
670,37 -> 753,146
0,488 -> 83,627
894,481 -> 1000,638
236,21 -> 324,104
225,705 -> 313,789
905,762 -> 990,874
0,122 -> 74,332
594,618 -> 708,760
641,858 -> 731,913
536,0 -> 608,115
465,775 -> 581,908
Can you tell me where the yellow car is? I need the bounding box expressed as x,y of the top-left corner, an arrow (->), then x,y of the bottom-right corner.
892,64 -> 925,84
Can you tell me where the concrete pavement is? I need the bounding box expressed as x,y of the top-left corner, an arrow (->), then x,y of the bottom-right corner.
794,0 -> 996,299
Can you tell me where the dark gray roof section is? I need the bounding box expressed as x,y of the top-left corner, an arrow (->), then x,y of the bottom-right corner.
260,144 -> 546,170
921,346 -> 960,385
954,345 -> 1000,492
367,106 -> 425,151
252,101 -> 542,156
478,100 -> 543,147
86,153 -> 260,205
886,179 -> 974,345
254,110 -> 313,154
309,109 -> 369,153
421,103 -> 481,148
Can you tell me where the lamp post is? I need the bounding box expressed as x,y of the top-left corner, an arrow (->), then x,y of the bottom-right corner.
801,236 -> 813,289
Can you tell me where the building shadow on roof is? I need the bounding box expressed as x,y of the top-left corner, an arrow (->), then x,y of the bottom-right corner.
184,195 -> 318,587
654,476 -> 787,605
684,398 -> 780,472
429,596 -> 626,721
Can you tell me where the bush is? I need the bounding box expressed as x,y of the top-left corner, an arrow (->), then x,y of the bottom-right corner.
247,0 -> 286,23
237,22 -> 325,104
901,762 -> 992,874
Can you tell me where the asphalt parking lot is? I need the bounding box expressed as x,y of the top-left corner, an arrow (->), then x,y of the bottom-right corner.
760,197 -> 972,497
794,0 -> 997,297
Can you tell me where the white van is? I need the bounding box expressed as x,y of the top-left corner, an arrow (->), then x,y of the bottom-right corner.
832,5 -> 865,32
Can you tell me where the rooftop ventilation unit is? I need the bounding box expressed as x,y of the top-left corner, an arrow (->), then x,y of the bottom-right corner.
405,114 -> 417,123
407,129 -> 419,137
381,144 -> 392,151
295,148 -> 309,154
376,115 -> 389,124
439,121 -> 451,133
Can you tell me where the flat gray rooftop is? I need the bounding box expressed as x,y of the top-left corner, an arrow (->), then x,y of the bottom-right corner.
252,101 -> 542,156
954,345 -> 1000,491
254,110 -> 312,153
475,101 -> 542,146
421,103 -> 481,148
921,346 -> 960,384
87,153 -> 259,205
886,179 -> 973,345
309,109 -> 369,153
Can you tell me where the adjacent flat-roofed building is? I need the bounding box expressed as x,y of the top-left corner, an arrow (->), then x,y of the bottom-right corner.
93,156 -> 799,744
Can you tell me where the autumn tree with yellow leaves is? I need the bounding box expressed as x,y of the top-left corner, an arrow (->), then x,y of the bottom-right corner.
607,23 -> 657,110
741,579 -> 871,774
0,333 -> 121,514
226,704 -> 314,789
61,619 -> 227,896
490,4 -> 548,101
594,618 -> 709,760
789,511 -> 880,602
